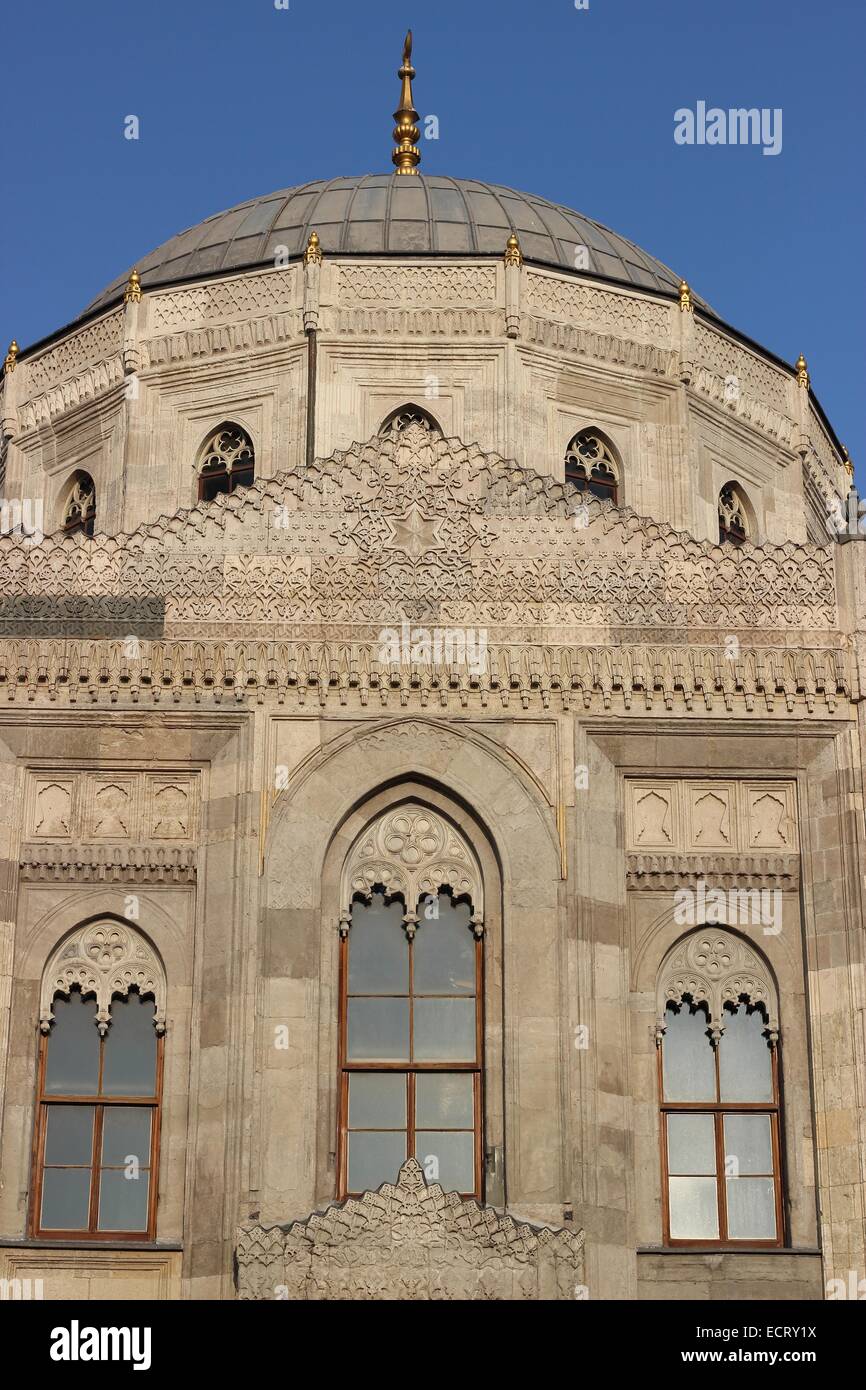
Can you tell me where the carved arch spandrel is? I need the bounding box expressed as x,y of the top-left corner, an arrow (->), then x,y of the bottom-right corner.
655,927 -> 779,1046
39,918 -> 166,1036
340,802 -> 484,937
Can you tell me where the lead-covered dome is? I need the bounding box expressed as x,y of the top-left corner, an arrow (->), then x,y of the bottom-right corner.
84,173 -> 703,316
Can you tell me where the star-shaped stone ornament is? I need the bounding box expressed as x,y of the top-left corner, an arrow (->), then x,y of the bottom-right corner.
384,505 -> 445,561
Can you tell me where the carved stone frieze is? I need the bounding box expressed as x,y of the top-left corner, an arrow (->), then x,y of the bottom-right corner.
523,271 -> 672,342
39,920 -> 166,1035
236,1157 -> 584,1301
338,264 -> 497,308
23,311 -> 124,397
626,853 -> 798,891
147,268 -> 298,330
20,842 -> 196,884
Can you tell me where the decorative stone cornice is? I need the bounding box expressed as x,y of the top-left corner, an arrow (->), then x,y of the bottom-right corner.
626,852 -> 799,891
20,842 -> 196,883
40,919 -> 166,1036
236,1157 -> 584,1301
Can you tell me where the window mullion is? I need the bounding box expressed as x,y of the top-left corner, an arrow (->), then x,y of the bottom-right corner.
89,1104 -> 104,1234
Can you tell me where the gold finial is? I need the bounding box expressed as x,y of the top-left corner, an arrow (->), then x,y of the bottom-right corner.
678,279 -> 693,313
3,339 -> 19,373
392,30 -> 421,175
504,232 -> 523,268
842,445 -> 854,479
303,229 -> 323,266
795,352 -> 810,389
124,269 -> 142,304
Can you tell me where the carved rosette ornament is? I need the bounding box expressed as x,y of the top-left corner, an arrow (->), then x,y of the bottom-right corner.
39,920 -> 166,1036
655,928 -> 778,1048
340,804 -> 483,940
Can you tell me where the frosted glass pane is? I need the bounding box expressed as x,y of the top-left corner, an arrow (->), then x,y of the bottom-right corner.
101,994 -> 157,1096
41,1168 -> 91,1230
726,1177 -> 776,1239
44,1105 -> 95,1165
667,1113 -> 716,1175
347,1131 -> 406,1192
662,1003 -> 715,1101
348,1073 -> 406,1129
416,1073 -> 474,1129
668,1176 -> 719,1240
415,1131 -> 475,1192
348,895 -> 408,995
98,1168 -> 150,1231
101,1107 -> 152,1168
413,896 -> 475,995
719,1006 -> 773,1101
44,994 -> 100,1095
413,998 -> 475,1061
724,1114 -> 773,1175
347,998 -> 409,1061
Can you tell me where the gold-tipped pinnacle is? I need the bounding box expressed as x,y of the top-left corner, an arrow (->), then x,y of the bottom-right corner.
678,280 -> 693,313
303,230 -> 323,266
392,31 -> 421,175
3,339 -> 19,373
124,269 -> 142,304
795,352 -> 810,389
504,233 -> 523,267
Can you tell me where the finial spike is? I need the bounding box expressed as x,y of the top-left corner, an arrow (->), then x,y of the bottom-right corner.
303,230 -> 323,265
124,269 -> 142,304
3,340 -> 19,373
392,30 -> 421,175
504,233 -> 523,267
795,352 -> 810,389
678,279 -> 693,313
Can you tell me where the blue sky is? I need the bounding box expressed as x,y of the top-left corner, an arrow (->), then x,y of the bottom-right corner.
1,0 -> 863,480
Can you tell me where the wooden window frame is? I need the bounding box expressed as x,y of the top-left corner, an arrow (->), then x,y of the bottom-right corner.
29,996 -> 163,1242
336,891 -> 484,1202
658,1004 -> 784,1249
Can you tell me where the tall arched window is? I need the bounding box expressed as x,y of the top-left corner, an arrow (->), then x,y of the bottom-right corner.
718,482 -> 749,545
338,806 -> 484,1199
656,929 -> 782,1246
61,471 -> 96,537
564,429 -> 620,503
378,404 -> 443,437
197,422 -> 255,502
32,921 -> 165,1240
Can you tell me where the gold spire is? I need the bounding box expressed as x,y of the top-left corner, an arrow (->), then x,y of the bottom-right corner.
303,230 -> 323,265
3,340 -> 18,373
795,352 -> 810,389
124,269 -> 142,304
842,445 -> 854,479
392,31 -> 421,175
504,233 -> 523,267
678,279 -> 693,313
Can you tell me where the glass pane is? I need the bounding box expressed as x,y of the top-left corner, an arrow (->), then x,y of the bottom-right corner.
97,1167 -> 150,1232
662,1003 -> 716,1101
414,1132 -> 475,1192
44,1105 -> 95,1165
44,993 -> 100,1095
348,1073 -> 406,1129
101,994 -> 157,1096
719,1005 -> 773,1102
347,1131 -> 406,1192
348,894 -> 408,995
667,1113 -> 716,1175
40,1168 -> 91,1230
416,1073 -> 474,1129
413,998 -> 476,1062
413,896 -> 475,995
101,1107 -> 152,1168
668,1176 -> 719,1240
724,1114 -> 773,1176
726,1177 -> 777,1239
347,998 -> 409,1061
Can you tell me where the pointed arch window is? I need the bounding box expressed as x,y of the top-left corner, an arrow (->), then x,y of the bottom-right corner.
31,922 -> 165,1240
338,806 -> 484,1199
197,422 -> 255,502
656,930 -> 782,1246
61,471 -> 96,537
378,404 -> 443,438
565,429 -> 620,503
718,482 -> 749,545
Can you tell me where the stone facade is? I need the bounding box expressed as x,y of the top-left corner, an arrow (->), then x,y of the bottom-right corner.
0,237 -> 863,1302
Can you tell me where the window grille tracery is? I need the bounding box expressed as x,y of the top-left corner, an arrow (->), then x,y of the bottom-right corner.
718,482 -> 749,546
197,422 -> 255,502
378,404 -> 443,438
564,429 -> 620,502
61,472 -> 96,537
